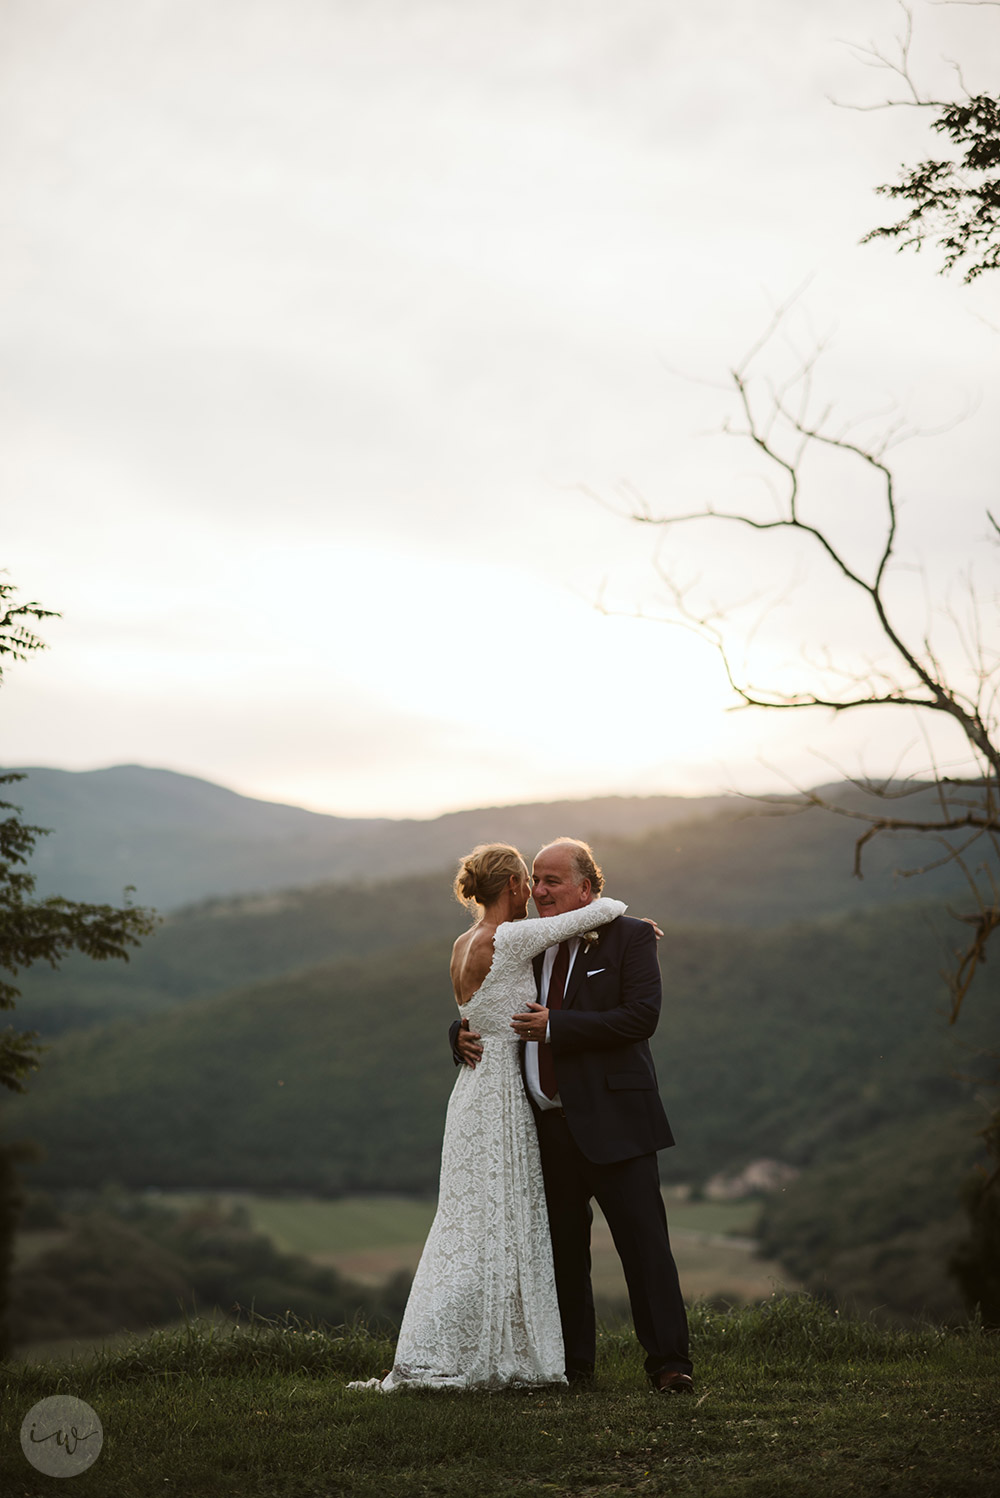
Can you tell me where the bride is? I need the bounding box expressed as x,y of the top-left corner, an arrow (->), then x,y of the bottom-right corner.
352,842 -> 625,1391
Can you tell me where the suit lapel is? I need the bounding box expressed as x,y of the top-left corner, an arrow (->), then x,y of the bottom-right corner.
564,918 -> 619,1008
532,951 -> 544,996
563,937 -> 589,1010
535,923 -> 612,1010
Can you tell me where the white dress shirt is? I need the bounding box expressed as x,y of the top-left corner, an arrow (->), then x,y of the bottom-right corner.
524,935 -> 581,1111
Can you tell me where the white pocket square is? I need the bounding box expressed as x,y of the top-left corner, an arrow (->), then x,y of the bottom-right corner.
586,968 -> 605,977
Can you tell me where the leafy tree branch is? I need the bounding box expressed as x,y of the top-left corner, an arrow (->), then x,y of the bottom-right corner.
0,580 -> 158,1094
838,2 -> 1000,280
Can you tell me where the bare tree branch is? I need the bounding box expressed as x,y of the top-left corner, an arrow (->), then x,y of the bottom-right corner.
616,300 -> 1000,1023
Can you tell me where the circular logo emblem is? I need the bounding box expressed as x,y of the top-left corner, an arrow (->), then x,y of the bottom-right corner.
20,1396 -> 104,1478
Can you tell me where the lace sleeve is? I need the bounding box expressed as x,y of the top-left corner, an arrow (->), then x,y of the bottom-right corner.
494,897 -> 626,963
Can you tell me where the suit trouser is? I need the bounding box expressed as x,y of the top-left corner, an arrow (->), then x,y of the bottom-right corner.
535,1109 -> 691,1379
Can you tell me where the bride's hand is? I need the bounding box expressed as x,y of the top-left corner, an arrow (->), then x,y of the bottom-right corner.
640,917 -> 664,941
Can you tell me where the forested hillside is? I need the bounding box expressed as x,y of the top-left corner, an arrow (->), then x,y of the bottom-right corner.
7,899 -> 993,1320
6,772 -> 994,1326
16,870 -> 468,1033
14,781 -> 978,1037
757,1105 -> 983,1324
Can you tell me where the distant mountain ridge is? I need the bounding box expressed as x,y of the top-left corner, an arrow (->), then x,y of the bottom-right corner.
8,764 -> 983,1039
5,765 -> 994,1326
5,764 -> 733,909
7,763 -> 985,920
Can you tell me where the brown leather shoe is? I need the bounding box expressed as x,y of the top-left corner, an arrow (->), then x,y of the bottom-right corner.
655,1371 -> 694,1394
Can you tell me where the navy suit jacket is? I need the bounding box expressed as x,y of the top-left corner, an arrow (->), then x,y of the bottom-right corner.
539,914 -> 674,1164
450,913 -> 674,1165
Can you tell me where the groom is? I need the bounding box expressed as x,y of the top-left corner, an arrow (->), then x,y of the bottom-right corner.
453,837 -> 692,1392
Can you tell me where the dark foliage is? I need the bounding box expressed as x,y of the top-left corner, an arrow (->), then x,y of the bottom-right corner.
7,1193 -> 411,1348
950,1110 -> 1000,1328
0,579 -> 157,1095
1,772 -> 157,1093
0,1138 -> 39,1360
864,94 -> 1000,281
0,577 -> 156,1358
757,1107 -> 984,1326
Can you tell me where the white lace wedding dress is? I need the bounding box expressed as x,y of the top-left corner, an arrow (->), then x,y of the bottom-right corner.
352,896 -> 625,1393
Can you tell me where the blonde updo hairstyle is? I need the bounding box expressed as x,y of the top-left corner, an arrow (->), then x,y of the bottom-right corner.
454,842 -> 528,916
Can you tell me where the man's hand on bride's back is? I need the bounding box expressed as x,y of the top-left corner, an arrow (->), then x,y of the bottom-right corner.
456,1017 -> 484,1069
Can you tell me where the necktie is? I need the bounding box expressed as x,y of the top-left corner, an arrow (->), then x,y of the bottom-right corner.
538,940 -> 570,1099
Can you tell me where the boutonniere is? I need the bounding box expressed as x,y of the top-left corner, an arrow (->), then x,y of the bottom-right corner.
581,930 -> 601,952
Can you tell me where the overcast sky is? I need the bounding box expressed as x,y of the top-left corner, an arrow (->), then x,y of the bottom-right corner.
2,0 -> 997,816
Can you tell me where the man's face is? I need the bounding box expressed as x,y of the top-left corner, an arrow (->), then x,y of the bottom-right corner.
531,844 -> 591,917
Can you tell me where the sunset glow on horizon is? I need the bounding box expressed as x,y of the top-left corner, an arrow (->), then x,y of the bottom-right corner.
2,0 -> 997,819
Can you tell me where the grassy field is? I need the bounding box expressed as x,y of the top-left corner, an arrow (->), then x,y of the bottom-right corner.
9,1190 -> 795,1371
2,1299 -> 997,1497
157,1189 -> 795,1306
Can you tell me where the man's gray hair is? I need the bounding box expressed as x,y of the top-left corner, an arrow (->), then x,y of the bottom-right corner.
548,837 -> 605,896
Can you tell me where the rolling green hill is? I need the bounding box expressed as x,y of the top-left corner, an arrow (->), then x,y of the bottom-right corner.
14,782 -> 983,1038
10,941 -> 457,1196
15,869 -> 469,1033
12,897 -> 993,1196
757,1104 -> 984,1324
6,769 -> 996,1325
